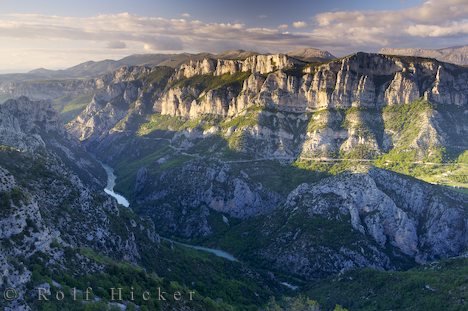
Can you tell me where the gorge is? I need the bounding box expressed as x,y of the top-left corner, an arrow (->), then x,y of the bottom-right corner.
0,49 -> 467,311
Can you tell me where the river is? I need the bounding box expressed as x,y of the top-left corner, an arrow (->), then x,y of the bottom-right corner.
101,163 -> 130,207
161,237 -> 238,262
100,163 -> 238,262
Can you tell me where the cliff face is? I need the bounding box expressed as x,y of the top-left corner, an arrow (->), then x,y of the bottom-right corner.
67,66 -> 173,142
64,53 -> 467,237
0,96 -> 63,151
67,52 -> 467,164
2,51 -> 465,301
159,52 -> 467,120
233,168 -> 467,280
131,159 -> 284,238
174,54 -> 304,80
67,52 -> 467,137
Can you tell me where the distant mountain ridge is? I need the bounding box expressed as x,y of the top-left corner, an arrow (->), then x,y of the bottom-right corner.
286,47 -> 336,62
380,45 -> 468,66
0,48 -> 335,81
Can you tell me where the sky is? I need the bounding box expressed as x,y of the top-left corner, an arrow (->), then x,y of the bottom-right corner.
0,0 -> 466,73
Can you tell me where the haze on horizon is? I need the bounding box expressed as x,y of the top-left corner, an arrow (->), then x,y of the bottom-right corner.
0,0 -> 466,73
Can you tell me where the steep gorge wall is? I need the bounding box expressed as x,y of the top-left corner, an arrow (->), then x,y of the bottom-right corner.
67,53 -> 468,159
157,53 -> 467,119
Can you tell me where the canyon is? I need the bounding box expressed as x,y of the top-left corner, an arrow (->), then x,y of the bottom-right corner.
0,49 -> 467,310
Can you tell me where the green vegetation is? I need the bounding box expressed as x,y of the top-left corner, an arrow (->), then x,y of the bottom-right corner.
262,295 -> 323,311
208,207 -> 366,268
220,109 -> 260,131
52,93 -> 94,123
138,113 -> 224,136
370,99 -> 468,190
306,258 -> 468,311
0,187 -> 28,216
375,149 -> 468,191
142,66 -> 174,86
282,65 -> 307,78
0,94 -> 12,103
231,160 -> 328,196
307,109 -> 340,132
138,114 -> 188,134
457,150 -> 468,164
171,71 -> 251,94
25,249 -> 231,311
23,240 -> 285,311
382,99 -> 432,147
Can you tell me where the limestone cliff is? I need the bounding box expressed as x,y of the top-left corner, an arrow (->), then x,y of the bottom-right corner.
155,53 -> 467,120
68,52 -> 467,162
225,168 -> 467,280
174,54 -> 305,80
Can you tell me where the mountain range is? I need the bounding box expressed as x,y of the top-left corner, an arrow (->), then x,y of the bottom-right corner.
0,48 -> 335,82
380,45 -> 468,66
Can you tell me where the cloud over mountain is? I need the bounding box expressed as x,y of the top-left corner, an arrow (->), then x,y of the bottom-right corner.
0,0 -> 466,71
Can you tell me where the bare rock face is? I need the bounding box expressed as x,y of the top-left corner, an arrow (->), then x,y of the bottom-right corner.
175,58 -> 217,79
133,159 -> 283,238
65,53 -> 467,167
68,52 -> 467,148
287,169 -> 466,260
67,65 -> 170,143
68,85 -> 136,141
251,168 -> 467,279
0,96 -> 63,151
302,53 -> 467,110
242,54 -> 303,75
173,54 -> 304,80
158,53 -> 467,120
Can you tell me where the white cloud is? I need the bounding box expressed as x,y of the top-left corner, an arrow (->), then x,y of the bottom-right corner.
292,21 -> 307,28
0,0 -> 466,71
312,0 -> 468,50
406,22 -> 468,37
181,13 -> 191,18
106,41 -> 127,49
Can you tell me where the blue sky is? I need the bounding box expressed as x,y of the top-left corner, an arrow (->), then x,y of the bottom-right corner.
0,0 -> 466,72
0,0 -> 423,26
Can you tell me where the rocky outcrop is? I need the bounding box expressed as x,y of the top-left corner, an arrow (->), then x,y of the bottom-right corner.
238,168 -> 467,279
67,66 -> 173,142
66,53 -> 467,166
174,54 -> 305,80
303,53 -> 466,109
68,53 -> 467,147
175,58 -> 217,79
159,53 -> 467,120
133,159 -> 283,238
0,96 -> 63,151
